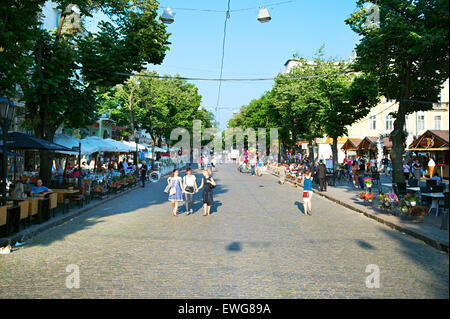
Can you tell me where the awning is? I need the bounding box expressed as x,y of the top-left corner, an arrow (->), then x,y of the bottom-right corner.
0,132 -> 74,152
53,134 -> 83,155
78,136 -> 126,155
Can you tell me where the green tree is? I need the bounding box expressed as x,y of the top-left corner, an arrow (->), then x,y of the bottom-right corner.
346,0 -> 449,183
0,0 -> 46,96
17,0 -> 170,183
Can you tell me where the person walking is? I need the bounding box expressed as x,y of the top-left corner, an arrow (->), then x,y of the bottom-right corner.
211,156 -> 217,172
382,156 -> 389,175
250,156 -> 256,176
302,169 -> 313,216
197,156 -> 202,170
140,160 -> 148,188
369,157 -> 377,173
167,169 -> 184,217
279,163 -> 286,185
182,168 -> 198,215
403,161 -> 410,182
317,159 -> 327,191
357,159 -> 366,189
412,159 -> 422,181
198,169 -> 216,216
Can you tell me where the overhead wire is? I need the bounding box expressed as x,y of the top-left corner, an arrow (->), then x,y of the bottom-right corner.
216,0 -> 232,119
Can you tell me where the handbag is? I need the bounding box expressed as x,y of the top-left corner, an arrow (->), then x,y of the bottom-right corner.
163,185 -> 171,193
303,191 -> 309,198
185,186 -> 194,193
169,187 -> 176,196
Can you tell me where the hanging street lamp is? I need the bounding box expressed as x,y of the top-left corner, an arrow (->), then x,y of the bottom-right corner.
0,96 -> 16,205
257,6 -> 271,23
161,8 -> 175,24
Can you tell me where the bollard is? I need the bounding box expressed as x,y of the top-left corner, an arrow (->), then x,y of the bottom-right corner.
440,211 -> 448,231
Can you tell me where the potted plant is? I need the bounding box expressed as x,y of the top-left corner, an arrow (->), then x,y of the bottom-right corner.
404,193 -> 418,207
364,192 -> 376,205
378,193 -> 398,213
363,176 -> 373,189
399,199 -> 409,213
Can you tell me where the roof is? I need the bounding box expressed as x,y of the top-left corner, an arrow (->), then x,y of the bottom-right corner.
407,130 -> 449,151
341,138 -> 362,151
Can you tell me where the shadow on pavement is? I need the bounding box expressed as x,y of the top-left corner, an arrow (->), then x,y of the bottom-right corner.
21,170 -> 229,248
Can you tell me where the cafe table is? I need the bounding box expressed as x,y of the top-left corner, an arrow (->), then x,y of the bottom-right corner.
52,189 -> 80,212
421,192 -> 445,216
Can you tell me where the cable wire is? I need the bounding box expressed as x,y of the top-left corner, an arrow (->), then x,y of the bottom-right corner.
160,0 -> 296,13
216,0 -> 231,118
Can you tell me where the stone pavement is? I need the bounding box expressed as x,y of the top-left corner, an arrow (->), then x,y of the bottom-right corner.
0,164 -> 448,298
269,168 -> 449,252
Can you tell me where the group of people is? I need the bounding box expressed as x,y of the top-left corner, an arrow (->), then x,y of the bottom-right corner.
10,179 -> 53,200
166,167 -> 216,217
197,155 -> 217,172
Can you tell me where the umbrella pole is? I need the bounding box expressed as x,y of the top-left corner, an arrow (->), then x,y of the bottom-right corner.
63,155 -> 69,184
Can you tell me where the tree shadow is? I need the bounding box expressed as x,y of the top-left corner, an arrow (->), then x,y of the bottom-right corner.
18,170 -> 229,248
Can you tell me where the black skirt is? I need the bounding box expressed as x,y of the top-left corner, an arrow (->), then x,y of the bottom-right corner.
203,187 -> 214,205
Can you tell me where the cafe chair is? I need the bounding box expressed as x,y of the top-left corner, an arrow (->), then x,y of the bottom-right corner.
57,193 -> 70,214
408,179 -> 418,187
431,185 -> 444,193
393,182 -> 407,199
0,206 -> 7,237
68,190 -> 85,209
48,193 -> 58,218
28,198 -> 39,226
426,179 -> 437,187
18,200 -> 29,230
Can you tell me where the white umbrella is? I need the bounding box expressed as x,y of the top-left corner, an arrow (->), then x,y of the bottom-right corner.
153,146 -> 166,152
105,138 -> 135,153
53,134 -> 80,155
79,136 -> 120,154
122,140 -> 147,151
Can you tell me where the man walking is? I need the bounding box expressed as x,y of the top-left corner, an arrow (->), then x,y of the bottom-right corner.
140,161 -> 148,188
317,159 -> 327,191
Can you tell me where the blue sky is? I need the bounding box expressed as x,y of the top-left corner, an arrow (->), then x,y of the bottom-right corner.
88,0 -> 361,131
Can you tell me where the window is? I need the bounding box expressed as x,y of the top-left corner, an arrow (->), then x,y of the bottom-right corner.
369,115 -> 376,130
385,114 -> 393,130
417,114 -> 425,131
434,115 -> 442,130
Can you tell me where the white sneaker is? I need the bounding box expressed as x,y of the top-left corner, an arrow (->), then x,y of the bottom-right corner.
0,245 -> 11,254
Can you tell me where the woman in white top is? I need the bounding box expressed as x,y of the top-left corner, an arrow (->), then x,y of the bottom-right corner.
403,161 -> 410,182
369,158 -> 377,173
182,168 -> 198,215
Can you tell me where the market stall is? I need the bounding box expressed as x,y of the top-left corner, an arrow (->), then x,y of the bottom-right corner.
340,138 -> 362,159
406,130 -> 449,179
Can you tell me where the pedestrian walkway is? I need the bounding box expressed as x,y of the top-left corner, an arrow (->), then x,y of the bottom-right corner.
268,169 -> 449,252
1,164 -> 448,298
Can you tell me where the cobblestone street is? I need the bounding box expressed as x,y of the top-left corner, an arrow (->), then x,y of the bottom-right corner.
0,164 -> 448,298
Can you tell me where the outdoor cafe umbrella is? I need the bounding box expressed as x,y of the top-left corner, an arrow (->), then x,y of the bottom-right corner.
0,132 -> 74,152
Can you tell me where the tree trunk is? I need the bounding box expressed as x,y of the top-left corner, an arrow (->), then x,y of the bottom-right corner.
331,137 -> 339,172
391,64 -> 411,184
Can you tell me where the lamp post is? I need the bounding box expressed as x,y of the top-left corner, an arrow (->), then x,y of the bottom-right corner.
0,96 -> 16,205
134,132 -> 140,166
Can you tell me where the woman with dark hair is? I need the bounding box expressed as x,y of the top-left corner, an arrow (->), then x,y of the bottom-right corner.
167,169 -> 184,217
198,169 -> 216,216
182,168 -> 198,215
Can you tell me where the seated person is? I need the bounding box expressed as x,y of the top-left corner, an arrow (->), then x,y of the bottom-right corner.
11,182 -> 28,199
30,179 -> 53,196
429,172 -> 442,185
